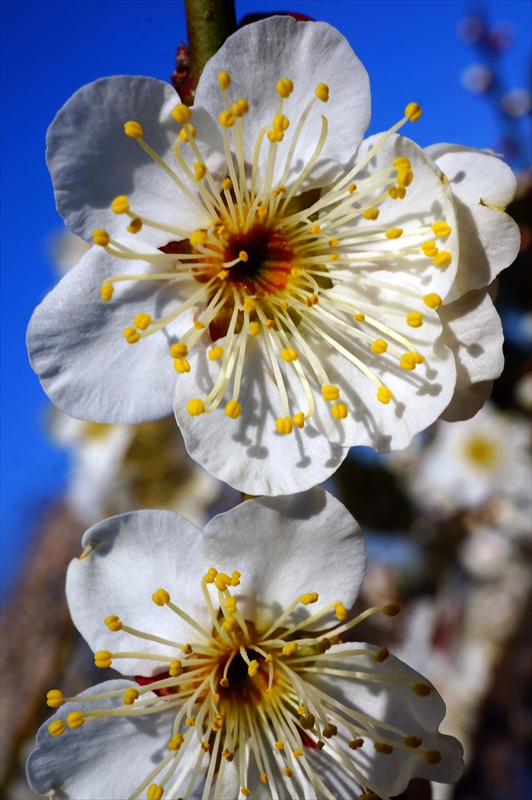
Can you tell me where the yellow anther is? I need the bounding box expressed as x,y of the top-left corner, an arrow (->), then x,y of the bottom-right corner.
220,678 -> 229,688
301,592 -> 319,605
225,400 -> 241,419
93,229 -> 110,247
123,688 -> 139,705
422,240 -> 437,252
219,110 -> 235,128
237,251 -> 248,264
249,321 -> 260,337
284,768 -> 293,778
100,283 -> 114,301
293,412 -> 305,429
388,186 -> 399,199
67,711 -> 84,729
393,156 -> 411,169
193,162 -> 206,181
221,177 -> 233,192
48,720 -> 65,737
187,398 -> 205,416
382,602 -> 400,616
374,743 -> 394,755
397,186 -> 406,198
127,217 -> 143,234
190,230 -> 207,247
273,114 -> 290,133
111,195 -> 130,214
432,221 -> 451,238
363,209 -> 379,220
413,353 -> 425,363
329,253 -> 340,262
297,706 -> 305,716
221,748 -> 234,761
218,70 -> 231,90
193,320 -> 205,330
335,602 -> 348,621
400,353 -> 418,371
354,312 -> 365,322
209,346 -> 224,361
293,749 -> 303,758
172,104 -> 192,124
322,384 -> 340,402
179,124 -> 197,142
169,660 -> 183,677
257,205 -> 268,217
266,654 -> 273,663
328,238 -> 339,247
147,784 -> 164,800
412,683 -> 432,697
173,358 -> 190,374
276,416 -> 293,435
153,588 -> 171,606
291,268 -> 301,277
423,292 -> 442,309
374,646 -> 390,663
281,642 -> 298,656
134,313 -> 151,331
331,402 -> 348,420
243,298 -> 255,313
248,660 -> 260,677
185,716 -> 195,726
225,597 -> 237,613
104,615 -> 123,631
205,567 -> 217,583
371,339 -> 388,354
397,168 -> 413,187
45,689 -> 64,711
266,318 -> 275,328
403,736 -> 422,749
405,102 -> 422,122
310,224 -> 321,234
385,228 -> 403,239
241,790 -> 251,798
201,741 -> 210,752
260,773 -> 268,784
168,733 -> 184,750
231,98 -> 249,117
377,386 -> 392,404
281,348 -> 298,362
170,343 -> 188,358
123,327 -> 140,344
267,130 -> 281,143
275,741 -> 285,749
315,82 -> 329,102
348,183 -> 357,194
424,750 -> 442,764
94,650 -> 112,668
407,311 -> 423,328
218,269 -> 229,280
433,250 -> 452,267
214,572 -> 231,591
124,121 -> 143,138
276,77 -> 294,98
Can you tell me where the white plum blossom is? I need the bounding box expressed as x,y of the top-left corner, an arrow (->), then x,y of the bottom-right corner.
405,403 -> 531,514
27,489 -> 463,799
27,17 -> 519,495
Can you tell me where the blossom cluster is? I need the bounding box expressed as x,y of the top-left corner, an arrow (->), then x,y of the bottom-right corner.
24,14 -> 522,800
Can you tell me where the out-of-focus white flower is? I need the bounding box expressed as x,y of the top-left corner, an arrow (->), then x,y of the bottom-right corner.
27,17 -> 519,496
405,403 -> 531,514
501,88 -> 532,118
27,490 -> 463,799
48,228 -> 90,275
461,64 -> 493,94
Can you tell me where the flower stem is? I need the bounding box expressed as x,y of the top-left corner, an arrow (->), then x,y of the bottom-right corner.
184,0 -> 237,97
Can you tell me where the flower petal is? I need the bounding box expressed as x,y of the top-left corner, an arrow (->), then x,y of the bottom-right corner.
47,76 -> 225,246
173,336 -> 349,496
305,643 -> 464,796
27,242 -> 195,423
439,288 -> 504,422
425,144 -> 520,300
195,16 -> 370,191
27,680 -> 176,800
201,488 -> 366,631
66,510 -> 210,676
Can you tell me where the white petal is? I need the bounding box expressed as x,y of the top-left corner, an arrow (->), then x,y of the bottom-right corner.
27,680 -> 176,800
173,336 -> 349,496
306,643 -> 464,796
349,134 -> 460,300
47,76 -> 225,246
195,16 -> 370,191
425,144 -> 520,300
66,510 -> 210,675
201,489 -> 366,631
439,288 -> 504,422
27,242 -> 196,423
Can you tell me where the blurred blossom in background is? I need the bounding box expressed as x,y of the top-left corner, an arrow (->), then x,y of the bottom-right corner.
1,1 -> 530,798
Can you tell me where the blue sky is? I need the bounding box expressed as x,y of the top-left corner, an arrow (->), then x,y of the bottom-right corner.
1,0 -> 530,598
